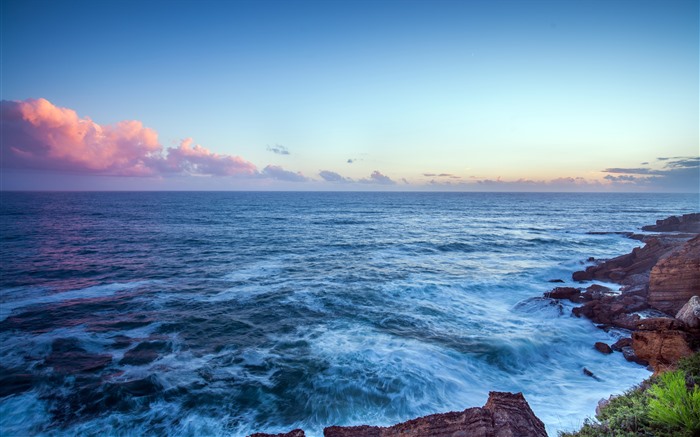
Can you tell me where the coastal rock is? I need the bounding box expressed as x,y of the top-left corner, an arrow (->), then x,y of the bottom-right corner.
641,213 -> 700,233
250,430 -> 305,437
675,296 -> 700,329
572,237 -> 683,285
594,342 -> 613,354
632,329 -> 693,373
323,392 -> 546,437
611,338 -> 632,352
545,287 -> 581,301
648,235 -> 700,315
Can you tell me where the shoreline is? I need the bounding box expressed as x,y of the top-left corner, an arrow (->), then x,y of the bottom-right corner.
251,213 -> 700,437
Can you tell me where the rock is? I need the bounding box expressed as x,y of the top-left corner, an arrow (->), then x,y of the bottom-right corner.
611,338 -> 632,352
581,285 -> 614,301
648,235 -> 700,315
323,392 -> 546,437
641,213 -> 700,233
635,317 -> 685,331
250,430 -> 305,437
583,368 -> 601,381
545,287 -> 581,300
621,346 -> 647,365
572,237 -> 685,285
632,330 -> 693,373
676,296 -> 700,329
594,342 -> 613,354
548,279 -> 565,283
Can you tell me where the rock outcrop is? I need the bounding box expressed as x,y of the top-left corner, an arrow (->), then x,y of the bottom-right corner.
250,430 -> 305,437
547,214 -> 700,371
648,235 -> 700,315
632,317 -> 694,374
641,213 -> 700,233
251,392 -> 546,437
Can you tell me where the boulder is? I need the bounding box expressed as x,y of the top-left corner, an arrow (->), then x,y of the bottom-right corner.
594,342 -> 613,354
323,392 -> 546,437
632,330 -> 693,373
648,235 -> 700,315
676,296 -> 700,329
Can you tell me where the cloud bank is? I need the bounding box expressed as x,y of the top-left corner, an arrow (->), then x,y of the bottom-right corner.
1,98 -> 257,177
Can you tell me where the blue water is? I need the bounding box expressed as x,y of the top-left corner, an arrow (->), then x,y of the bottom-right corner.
1,192 -> 698,436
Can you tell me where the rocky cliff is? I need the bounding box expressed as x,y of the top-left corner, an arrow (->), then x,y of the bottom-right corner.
648,235 -> 700,315
250,392 -> 547,437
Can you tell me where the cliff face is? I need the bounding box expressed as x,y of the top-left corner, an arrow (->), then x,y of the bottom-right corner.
648,235 -> 700,315
250,392 -> 547,437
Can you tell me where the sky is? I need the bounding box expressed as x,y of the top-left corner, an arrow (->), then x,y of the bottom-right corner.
1,0 -> 698,192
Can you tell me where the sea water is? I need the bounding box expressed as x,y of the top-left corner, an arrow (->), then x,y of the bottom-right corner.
1,192 -> 698,436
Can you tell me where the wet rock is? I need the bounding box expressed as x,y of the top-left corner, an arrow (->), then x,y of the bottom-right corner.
548,279 -> 565,283
46,338 -> 112,374
581,284 -> 614,301
119,341 -> 170,366
545,287 -> 581,301
594,342 -> 613,354
583,368 -> 601,381
641,213 -> 700,233
676,295 -> 700,329
250,430 -> 305,437
611,337 -> 632,352
648,235 -> 700,315
323,392 -> 546,437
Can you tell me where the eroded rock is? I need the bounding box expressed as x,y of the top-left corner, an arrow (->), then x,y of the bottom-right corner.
321,392 -> 546,437
648,235 -> 700,315
676,295 -> 700,329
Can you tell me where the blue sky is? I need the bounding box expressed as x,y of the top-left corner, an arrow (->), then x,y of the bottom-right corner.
1,0 -> 698,191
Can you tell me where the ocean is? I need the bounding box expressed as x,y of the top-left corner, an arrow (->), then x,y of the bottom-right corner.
1,192 -> 698,436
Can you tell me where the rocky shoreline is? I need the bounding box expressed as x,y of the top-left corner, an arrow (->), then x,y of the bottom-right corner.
250,213 -> 700,437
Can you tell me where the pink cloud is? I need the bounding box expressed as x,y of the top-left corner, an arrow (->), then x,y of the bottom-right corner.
1,98 -> 257,177
164,138 -> 257,176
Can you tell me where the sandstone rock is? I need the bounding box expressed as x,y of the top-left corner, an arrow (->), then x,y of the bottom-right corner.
594,342 -> 613,354
545,287 -> 581,301
648,235 -> 700,315
323,392 -> 546,437
676,295 -> 700,329
632,330 -> 693,373
250,430 -> 305,437
572,237 -> 684,285
635,317 -> 685,331
621,346 -> 647,366
641,213 -> 700,233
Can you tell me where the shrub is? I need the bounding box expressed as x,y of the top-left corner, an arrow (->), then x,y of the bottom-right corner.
647,370 -> 700,434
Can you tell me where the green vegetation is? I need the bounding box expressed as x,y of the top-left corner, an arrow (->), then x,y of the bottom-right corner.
560,352 -> 700,437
